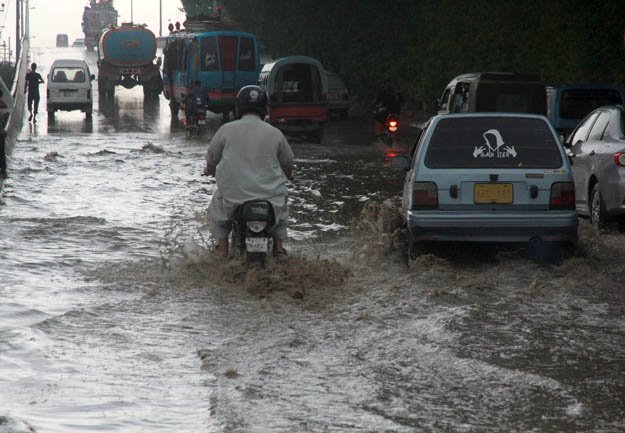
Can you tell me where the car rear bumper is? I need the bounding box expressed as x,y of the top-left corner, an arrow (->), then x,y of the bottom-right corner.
406,210 -> 578,243
48,102 -> 91,112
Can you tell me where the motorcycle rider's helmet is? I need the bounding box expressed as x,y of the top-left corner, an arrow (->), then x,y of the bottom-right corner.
235,85 -> 269,119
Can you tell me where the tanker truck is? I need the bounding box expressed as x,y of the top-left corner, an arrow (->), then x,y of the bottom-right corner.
97,23 -> 163,100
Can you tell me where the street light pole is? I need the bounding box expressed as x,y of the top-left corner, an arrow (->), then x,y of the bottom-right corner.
130,0 -> 133,23
159,0 -> 162,36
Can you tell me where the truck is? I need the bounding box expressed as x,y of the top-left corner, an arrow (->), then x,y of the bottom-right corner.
97,23 -> 163,100
82,0 -> 118,51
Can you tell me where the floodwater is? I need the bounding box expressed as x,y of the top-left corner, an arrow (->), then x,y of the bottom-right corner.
1,47 -> 624,433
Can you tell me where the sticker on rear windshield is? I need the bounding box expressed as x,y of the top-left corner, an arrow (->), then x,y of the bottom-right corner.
473,129 -> 517,159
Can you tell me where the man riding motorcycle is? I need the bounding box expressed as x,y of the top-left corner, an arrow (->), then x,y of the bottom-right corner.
185,80 -> 209,127
373,79 -> 403,138
203,85 -> 294,258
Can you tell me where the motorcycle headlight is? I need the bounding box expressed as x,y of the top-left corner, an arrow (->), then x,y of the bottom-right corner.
246,221 -> 268,233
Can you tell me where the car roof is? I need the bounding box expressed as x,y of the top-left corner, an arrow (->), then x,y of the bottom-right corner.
448,72 -> 543,84
50,59 -> 89,67
431,112 -> 549,122
546,83 -> 624,91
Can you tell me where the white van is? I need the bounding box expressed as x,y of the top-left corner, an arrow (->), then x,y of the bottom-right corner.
47,59 -> 95,119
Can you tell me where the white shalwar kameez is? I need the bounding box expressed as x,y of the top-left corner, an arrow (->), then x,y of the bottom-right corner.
205,114 -> 294,241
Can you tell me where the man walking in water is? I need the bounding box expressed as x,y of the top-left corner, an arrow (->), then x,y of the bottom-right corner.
25,63 -> 44,122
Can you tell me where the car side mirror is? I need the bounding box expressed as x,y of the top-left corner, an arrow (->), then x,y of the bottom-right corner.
90,74 -> 95,80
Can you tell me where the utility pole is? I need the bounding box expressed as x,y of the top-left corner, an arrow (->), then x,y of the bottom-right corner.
159,0 -> 162,36
130,0 -> 133,23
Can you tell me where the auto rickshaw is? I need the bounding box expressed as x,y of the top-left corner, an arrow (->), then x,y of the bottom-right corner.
258,56 -> 328,143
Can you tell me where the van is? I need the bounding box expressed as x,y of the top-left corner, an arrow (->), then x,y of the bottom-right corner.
47,59 -> 95,120
326,71 -> 350,119
546,84 -> 625,138
56,34 -> 69,48
437,72 -> 547,116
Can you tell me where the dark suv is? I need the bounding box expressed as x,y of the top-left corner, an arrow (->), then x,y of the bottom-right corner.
437,72 -> 547,116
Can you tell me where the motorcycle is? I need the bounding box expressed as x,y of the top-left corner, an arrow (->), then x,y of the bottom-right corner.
230,199 -> 276,266
382,113 -> 400,146
185,96 -> 208,138
373,102 -> 399,146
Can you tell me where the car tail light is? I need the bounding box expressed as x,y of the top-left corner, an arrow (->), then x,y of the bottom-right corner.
412,182 -> 438,209
47,89 -> 50,99
550,182 -> 575,210
614,153 -> 625,167
87,90 -> 91,100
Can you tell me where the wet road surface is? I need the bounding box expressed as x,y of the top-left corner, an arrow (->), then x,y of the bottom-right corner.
1,47 -> 624,433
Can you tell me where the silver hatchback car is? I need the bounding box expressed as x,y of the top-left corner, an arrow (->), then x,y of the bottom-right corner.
565,105 -> 625,228
399,113 -> 578,258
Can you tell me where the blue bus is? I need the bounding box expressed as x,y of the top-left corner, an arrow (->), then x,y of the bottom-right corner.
162,30 -> 261,121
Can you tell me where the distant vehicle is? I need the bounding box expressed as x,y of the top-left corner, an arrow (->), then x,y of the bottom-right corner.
396,113 -> 577,261
97,23 -> 163,100
56,34 -> 69,47
72,38 -> 85,47
564,105 -> 625,229
259,55 -> 328,143
546,84 -> 625,138
156,36 -> 168,51
437,72 -> 547,116
326,71 -> 350,120
46,58 -> 95,120
162,30 -> 261,121
82,0 -> 118,51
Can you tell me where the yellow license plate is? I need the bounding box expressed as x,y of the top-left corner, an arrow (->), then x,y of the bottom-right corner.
474,183 -> 513,204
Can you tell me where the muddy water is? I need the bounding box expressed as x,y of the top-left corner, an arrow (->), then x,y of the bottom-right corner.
1,46 -> 625,433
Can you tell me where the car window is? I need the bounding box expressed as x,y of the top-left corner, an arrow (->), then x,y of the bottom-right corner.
410,126 -> 428,168
570,112 -> 599,144
439,88 -> 451,112
51,67 -> 86,83
559,89 -> 622,119
424,117 -> 563,169
587,111 -> 610,141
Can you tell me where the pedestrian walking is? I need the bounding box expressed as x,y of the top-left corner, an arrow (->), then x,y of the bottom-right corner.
25,63 -> 44,123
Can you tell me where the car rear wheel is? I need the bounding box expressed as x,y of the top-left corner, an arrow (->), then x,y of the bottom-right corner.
590,183 -> 607,229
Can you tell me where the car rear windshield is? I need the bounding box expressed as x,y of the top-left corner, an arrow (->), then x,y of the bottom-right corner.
51,67 -> 86,83
474,83 -> 547,115
559,89 -> 622,119
424,117 -> 563,169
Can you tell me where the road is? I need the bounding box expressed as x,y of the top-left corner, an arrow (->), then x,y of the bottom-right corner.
0,46 -> 624,433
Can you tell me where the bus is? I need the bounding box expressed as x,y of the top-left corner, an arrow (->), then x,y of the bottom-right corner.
162,30 -> 261,121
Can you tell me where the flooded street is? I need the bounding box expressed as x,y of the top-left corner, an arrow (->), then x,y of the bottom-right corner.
1,47 -> 625,433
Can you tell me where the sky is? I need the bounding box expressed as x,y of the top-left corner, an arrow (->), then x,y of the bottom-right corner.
1,0 -> 189,48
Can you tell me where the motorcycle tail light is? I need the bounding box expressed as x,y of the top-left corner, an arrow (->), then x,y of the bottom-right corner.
246,221 -> 268,233
387,120 -> 398,132
614,153 -> 625,167
550,182 -> 575,210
